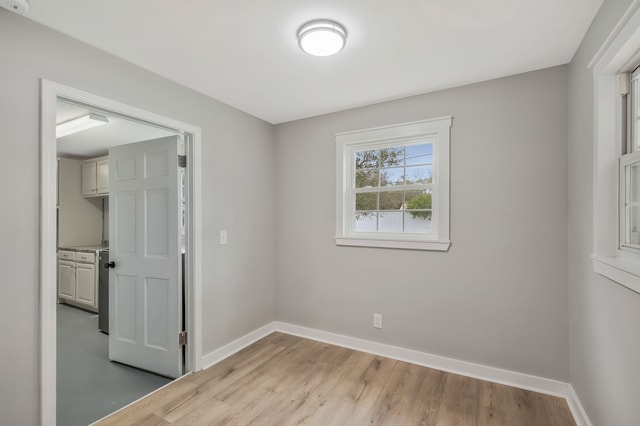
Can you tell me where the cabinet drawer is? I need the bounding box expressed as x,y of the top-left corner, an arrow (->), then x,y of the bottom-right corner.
58,250 -> 75,261
75,252 -> 95,263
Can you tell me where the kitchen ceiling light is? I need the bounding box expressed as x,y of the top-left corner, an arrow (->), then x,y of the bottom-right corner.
56,113 -> 109,138
298,20 -> 347,57
0,0 -> 30,15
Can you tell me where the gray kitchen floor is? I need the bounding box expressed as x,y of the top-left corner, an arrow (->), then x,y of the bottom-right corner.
57,303 -> 172,426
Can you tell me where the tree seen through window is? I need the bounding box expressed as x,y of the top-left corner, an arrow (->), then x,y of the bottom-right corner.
354,142 -> 433,232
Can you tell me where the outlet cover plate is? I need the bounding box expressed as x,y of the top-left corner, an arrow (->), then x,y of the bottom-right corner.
373,313 -> 382,329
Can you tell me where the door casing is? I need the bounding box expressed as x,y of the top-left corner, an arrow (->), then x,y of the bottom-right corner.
40,80 -> 203,426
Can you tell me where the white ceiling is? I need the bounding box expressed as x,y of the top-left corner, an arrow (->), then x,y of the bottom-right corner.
56,101 -> 176,157
29,0 -> 603,124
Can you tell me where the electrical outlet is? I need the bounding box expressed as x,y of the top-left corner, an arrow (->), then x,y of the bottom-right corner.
373,313 -> 383,329
219,230 -> 228,245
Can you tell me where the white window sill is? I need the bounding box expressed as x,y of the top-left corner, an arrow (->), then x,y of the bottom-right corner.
592,254 -> 640,294
335,237 -> 451,251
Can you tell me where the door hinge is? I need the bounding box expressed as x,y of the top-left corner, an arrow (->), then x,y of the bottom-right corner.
179,331 -> 188,347
178,155 -> 187,168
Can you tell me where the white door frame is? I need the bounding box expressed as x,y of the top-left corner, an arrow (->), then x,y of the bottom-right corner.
40,79 -> 203,425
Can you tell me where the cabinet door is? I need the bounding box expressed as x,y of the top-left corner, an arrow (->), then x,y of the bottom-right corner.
58,260 -> 76,300
82,161 -> 97,196
96,159 -> 109,195
76,262 -> 96,307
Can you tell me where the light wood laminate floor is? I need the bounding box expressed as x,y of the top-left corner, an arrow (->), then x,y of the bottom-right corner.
96,332 -> 575,425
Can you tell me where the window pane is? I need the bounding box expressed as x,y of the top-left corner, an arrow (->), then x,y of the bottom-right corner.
379,191 -> 403,210
628,205 -> 640,244
630,163 -> 640,202
380,147 -> 404,167
405,211 -> 433,233
380,167 -> 404,186
356,150 -> 378,169
625,162 -> 640,245
406,165 -> 432,184
355,212 -> 377,231
634,78 -> 640,153
356,192 -> 377,210
406,143 -> 433,165
405,190 -> 431,210
379,212 -> 403,232
356,169 -> 379,188
626,163 -> 640,244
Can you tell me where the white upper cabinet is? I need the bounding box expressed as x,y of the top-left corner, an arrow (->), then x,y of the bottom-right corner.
82,155 -> 109,197
81,161 -> 97,196
96,158 -> 109,195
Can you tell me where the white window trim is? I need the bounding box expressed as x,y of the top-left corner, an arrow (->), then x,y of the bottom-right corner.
335,116 -> 452,251
590,0 -> 640,294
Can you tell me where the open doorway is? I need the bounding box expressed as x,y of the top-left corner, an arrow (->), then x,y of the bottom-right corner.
56,101 -> 181,425
40,81 -> 203,426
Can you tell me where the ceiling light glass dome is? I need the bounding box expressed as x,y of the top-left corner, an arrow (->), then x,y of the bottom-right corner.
297,20 -> 347,57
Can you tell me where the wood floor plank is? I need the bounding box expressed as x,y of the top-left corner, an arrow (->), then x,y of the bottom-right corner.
348,354 -> 399,407
169,398 -> 232,426
475,380 -> 526,425
157,386 -> 225,424
365,361 -> 426,425
95,332 -> 576,426
436,373 -> 481,426
188,341 -> 287,387
204,375 -> 281,425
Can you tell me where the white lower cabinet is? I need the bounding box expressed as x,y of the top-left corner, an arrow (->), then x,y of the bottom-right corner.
75,262 -> 96,306
58,260 -> 76,300
58,250 -> 98,311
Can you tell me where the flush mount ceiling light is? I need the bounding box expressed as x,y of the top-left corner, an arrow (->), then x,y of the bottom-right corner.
297,20 -> 347,57
56,113 -> 109,138
0,0 -> 30,15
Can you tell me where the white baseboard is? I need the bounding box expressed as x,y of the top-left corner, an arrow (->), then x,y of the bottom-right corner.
274,322 -> 569,396
200,321 -> 591,426
566,385 -> 593,426
201,322 -> 277,370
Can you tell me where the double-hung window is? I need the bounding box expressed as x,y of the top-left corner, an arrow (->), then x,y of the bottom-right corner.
620,68 -> 640,251
335,117 -> 451,251
590,4 -> 640,293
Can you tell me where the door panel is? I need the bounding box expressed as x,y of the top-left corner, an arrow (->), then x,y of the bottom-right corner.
146,189 -> 169,257
114,274 -> 137,343
145,277 -> 170,350
116,192 -> 137,255
109,136 -> 182,378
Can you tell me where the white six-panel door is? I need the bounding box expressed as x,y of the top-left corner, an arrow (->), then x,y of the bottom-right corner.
108,136 -> 183,378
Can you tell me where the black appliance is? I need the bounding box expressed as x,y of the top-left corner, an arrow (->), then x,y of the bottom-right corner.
98,249 -> 109,334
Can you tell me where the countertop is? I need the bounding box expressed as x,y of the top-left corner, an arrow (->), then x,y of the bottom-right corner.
58,245 -> 109,253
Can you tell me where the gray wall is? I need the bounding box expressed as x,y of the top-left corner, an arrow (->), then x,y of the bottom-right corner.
57,158 -> 103,247
275,66 -> 570,381
568,0 -> 640,424
0,10 -> 276,425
